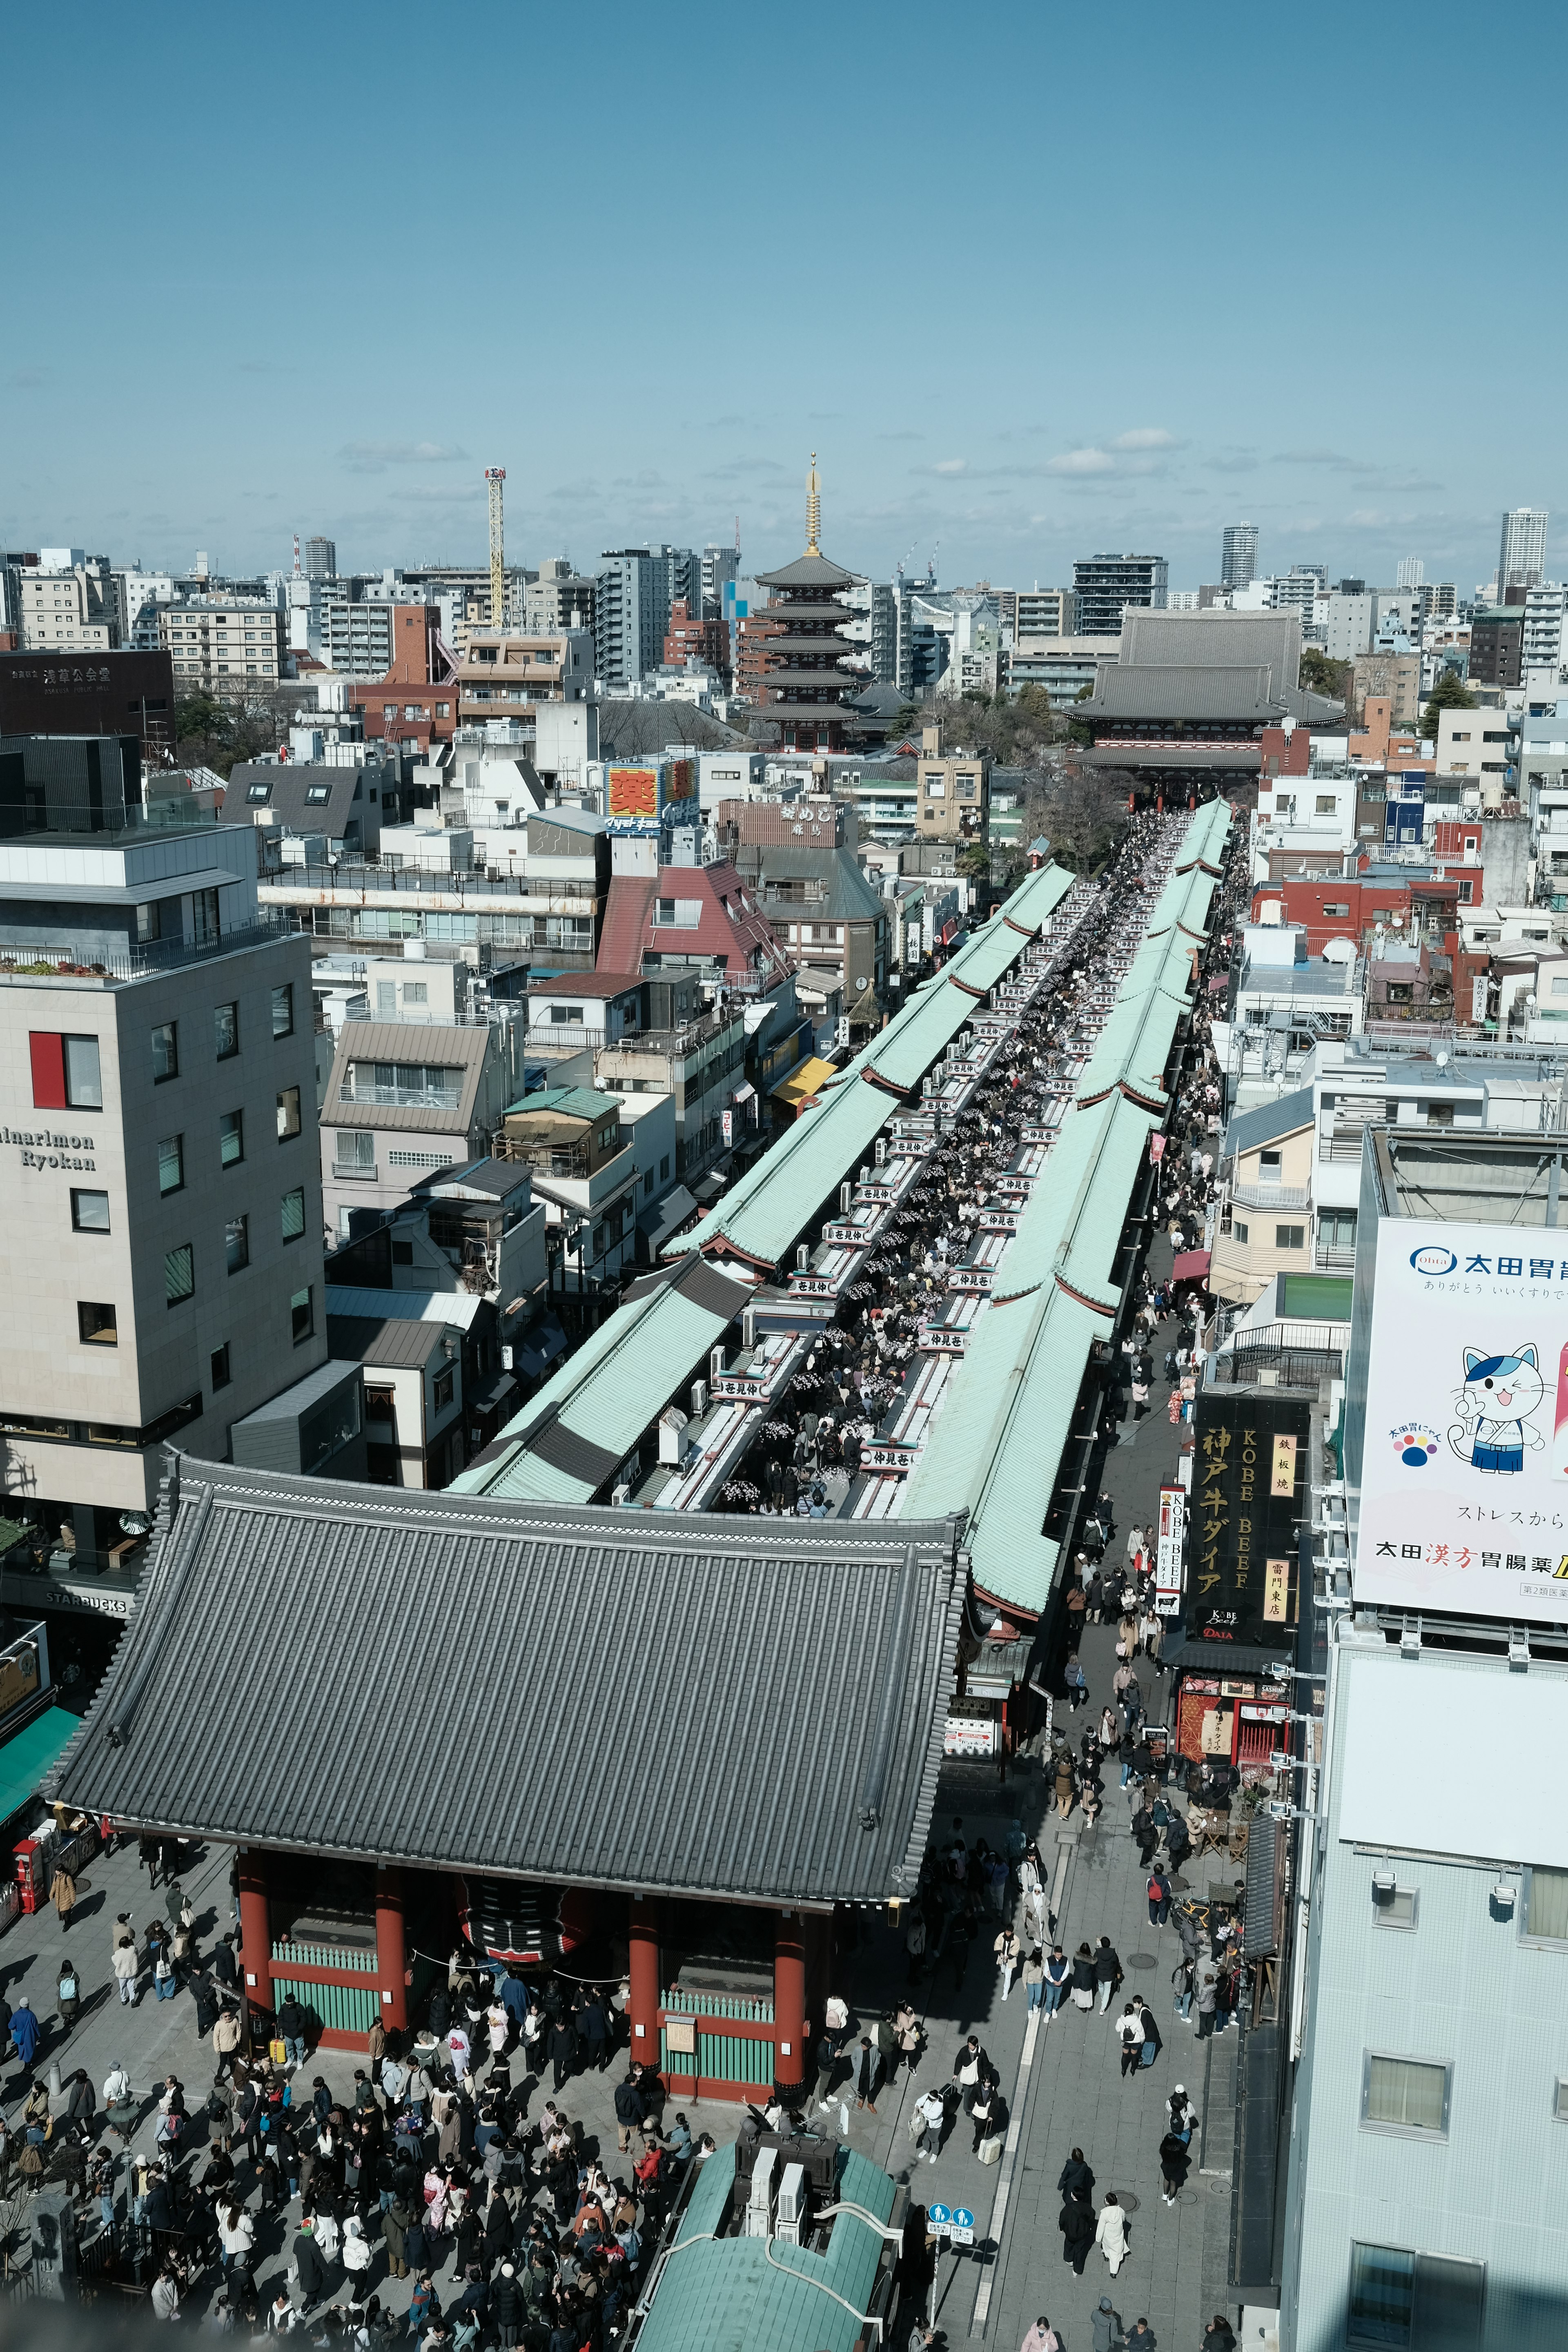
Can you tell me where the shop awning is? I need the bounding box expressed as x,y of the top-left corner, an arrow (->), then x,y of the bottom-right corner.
0,1704 -> 78,1833
771,1054 -> 838,1110
1172,1249 -> 1212,1282
731,1082 -> 756,1107
691,1171 -> 728,1206
637,1183 -> 697,1254
512,1316 -> 568,1381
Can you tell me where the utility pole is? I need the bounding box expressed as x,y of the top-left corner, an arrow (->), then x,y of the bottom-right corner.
485,468 -> 506,630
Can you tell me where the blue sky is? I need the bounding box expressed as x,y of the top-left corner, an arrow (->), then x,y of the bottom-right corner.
5,1 -> 1565,596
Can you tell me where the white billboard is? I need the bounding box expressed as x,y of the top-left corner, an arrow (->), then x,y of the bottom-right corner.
1359,1217 -> 1568,1622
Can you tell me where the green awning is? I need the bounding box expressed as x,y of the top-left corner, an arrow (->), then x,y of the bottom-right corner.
0,1705 -> 78,1829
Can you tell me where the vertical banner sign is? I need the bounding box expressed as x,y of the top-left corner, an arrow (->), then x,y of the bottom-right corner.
1150,1133 -> 1167,1164
1187,1389 -> 1308,1650
1155,1483 -> 1186,1617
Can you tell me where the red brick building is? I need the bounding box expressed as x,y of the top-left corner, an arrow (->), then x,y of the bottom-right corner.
663,599 -> 727,677
347,604 -> 457,755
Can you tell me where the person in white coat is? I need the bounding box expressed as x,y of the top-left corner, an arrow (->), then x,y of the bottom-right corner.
342,2213 -> 372,2304
1095,2192 -> 1129,2275
312,2206 -> 341,2264
220,2201 -> 256,2276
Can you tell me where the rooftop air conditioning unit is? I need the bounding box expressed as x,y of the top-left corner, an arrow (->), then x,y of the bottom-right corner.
875,1138 -> 887,1165
657,1408 -> 688,1466
744,2146 -> 778,2241
741,1306 -> 756,1349
690,1379 -> 708,1420
840,1181 -> 853,1213
611,1484 -> 632,1507
796,1243 -> 809,1270
710,1347 -> 724,1384
774,2161 -> 807,2245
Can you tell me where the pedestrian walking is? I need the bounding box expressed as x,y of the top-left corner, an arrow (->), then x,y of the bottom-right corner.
1059,2194 -> 1095,2274
1203,2319 -> 1237,2352
1196,1973 -> 1218,2038
1057,2148 -> 1095,2203
1042,1946 -> 1069,2018
850,2036 -> 879,2114
1092,2294 -> 1123,2350
9,1996 -> 39,2070
1070,1945 -> 1096,2011
917,2088 -> 946,2164
1147,1865 -> 1172,1927
1096,2192 -> 1130,2275
50,1864 -> 77,1934
1095,1938 -> 1123,2014
1020,2321 -> 1062,2352
1117,2005 -> 1145,2077
1023,1947 -> 1045,2013
995,1924 -> 1020,2000
1159,2127 -> 1189,2203
113,1936 -> 139,2006
1053,1750 -> 1076,1819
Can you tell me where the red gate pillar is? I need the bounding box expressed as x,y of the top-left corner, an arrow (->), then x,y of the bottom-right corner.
628,1898 -> 660,2064
375,1865 -> 408,2034
774,1911 -> 806,2094
237,1849 -> 273,2011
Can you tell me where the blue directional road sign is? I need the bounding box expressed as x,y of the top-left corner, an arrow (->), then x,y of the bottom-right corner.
928,2204 -> 951,2229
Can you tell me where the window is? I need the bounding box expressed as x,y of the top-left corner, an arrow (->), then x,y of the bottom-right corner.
225,1215 -> 249,1274
1323,902 -> 1351,918
1373,1883 -> 1419,1929
71,1189 -> 110,1233
1233,1220 -> 1250,1243
403,980 -> 427,1005
433,1366 -> 454,1413
644,1169 -> 654,1196
1319,1207 -> 1357,1251
1361,2054 -> 1450,2138
290,1284 -> 314,1344
1523,1864 -> 1568,1944
334,1130 -> 375,1176
214,1001 -> 238,1059
1348,2243 -> 1483,2348
1275,1223 -> 1305,1250
164,1244 -> 194,1307
276,1085 -> 301,1141
135,900 -> 162,944
211,1343 -> 231,1391
78,1301 -> 117,1346
271,983 -> 294,1038
281,1187 -> 305,1242
31,1032 -> 102,1110
340,1061 -> 462,1111
550,1004 -> 584,1024
1555,2078 -> 1568,2123
660,1155 -> 670,1181
220,1109 -> 244,1167
1426,1102 -> 1454,1128
151,1022 -> 178,1083
192,887 -> 220,945
1258,1149 -> 1282,1180
1315,794 -> 1336,815
158,1133 -> 185,1195
304,783 -> 331,804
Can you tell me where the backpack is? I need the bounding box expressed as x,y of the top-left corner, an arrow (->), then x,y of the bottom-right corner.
59,1974 -> 77,2004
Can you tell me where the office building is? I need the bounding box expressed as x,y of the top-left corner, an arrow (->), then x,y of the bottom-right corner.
594,547 -> 698,690
1499,506 -> 1549,592
0,649 -> 178,760
1520,583 -> 1568,678
1470,606 -> 1526,689
18,555 -> 117,652
1395,556 -> 1425,590
1279,1132 -> 1568,2352
1312,591 -> 1376,661
1071,552 -> 1169,636
522,559 -> 595,637
1221,523 -> 1258,591
305,537 -> 336,581
159,599 -> 285,694
0,759 -> 324,1593
701,543 -> 739,617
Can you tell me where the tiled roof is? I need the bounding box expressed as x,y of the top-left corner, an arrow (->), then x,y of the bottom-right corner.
50,1457 -> 962,1906
324,1022 -> 490,1135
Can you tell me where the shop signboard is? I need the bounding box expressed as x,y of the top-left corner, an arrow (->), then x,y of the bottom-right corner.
1154,1481 -> 1185,1618
607,764 -> 659,818
1359,1216 -> 1568,1624
1186,1388 -> 1307,1651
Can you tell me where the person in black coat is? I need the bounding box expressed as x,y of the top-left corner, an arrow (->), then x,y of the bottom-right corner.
293,2219 -> 330,2312
577,1995 -> 609,2072
1059,2195 -> 1095,2273
490,2263 -> 523,2350
1056,2149 -> 1095,2203
1159,2128 -> 1189,2203
548,2014 -> 577,2092
614,2074 -> 645,2155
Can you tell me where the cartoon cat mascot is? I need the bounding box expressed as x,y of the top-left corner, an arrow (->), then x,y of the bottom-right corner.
1447,1344 -> 1546,1474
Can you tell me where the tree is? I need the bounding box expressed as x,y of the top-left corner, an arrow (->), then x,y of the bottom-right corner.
1422,670 -> 1476,745
1029,771 -> 1125,874
1299,649 -> 1352,702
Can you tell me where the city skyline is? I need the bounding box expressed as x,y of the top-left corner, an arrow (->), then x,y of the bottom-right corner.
5,2 -> 1566,593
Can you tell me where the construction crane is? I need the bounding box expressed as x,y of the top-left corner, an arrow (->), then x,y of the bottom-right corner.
485,467 -> 506,629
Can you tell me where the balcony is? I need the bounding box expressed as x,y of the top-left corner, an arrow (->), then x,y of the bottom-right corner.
1314,1243 -> 1356,1270
0,917 -> 287,985
332,1159 -> 379,1182
1229,1180 -> 1311,1212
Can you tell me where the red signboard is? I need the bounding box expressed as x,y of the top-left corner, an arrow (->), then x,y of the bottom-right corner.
608,765 -> 658,817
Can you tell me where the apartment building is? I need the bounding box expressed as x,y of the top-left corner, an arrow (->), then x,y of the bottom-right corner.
19,554 -> 117,652
159,598 -> 285,693
0,793 -> 325,1589
494,1086 -> 644,1283
915,726 -> 990,842
1071,552 -> 1168,635
318,1007 -> 529,1236
1011,586 -> 1079,639
523,559 -> 596,637
456,628 -> 594,730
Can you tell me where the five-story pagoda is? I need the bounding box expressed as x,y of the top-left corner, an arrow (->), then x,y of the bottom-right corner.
752,456 -> 861,750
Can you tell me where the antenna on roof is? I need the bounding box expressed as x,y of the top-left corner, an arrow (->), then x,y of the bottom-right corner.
805,454 -> 821,556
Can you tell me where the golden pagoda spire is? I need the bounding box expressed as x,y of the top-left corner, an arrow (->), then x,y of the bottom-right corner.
805,452 -> 820,555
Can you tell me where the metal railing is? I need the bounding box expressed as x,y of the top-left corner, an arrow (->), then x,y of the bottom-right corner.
331,1160 -> 379,1181
1229,1181 -> 1311,1211
0,917 -> 285,984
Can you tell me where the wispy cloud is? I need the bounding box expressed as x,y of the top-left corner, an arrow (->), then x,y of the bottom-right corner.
339,440 -> 471,474
1109,427 -> 1182,451
1046,447 -> 1118,475
933,458 -> 968,476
